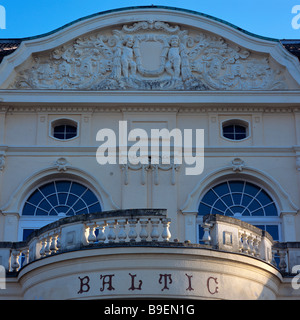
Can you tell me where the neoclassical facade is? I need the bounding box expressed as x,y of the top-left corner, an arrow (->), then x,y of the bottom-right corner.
0,6 -> 300,300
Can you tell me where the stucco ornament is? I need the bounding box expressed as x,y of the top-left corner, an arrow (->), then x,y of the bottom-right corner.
55,157 -> 69,172
11,21 -> 286,90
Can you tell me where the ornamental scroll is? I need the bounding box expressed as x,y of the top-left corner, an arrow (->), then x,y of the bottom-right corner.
11,20 -> 286,90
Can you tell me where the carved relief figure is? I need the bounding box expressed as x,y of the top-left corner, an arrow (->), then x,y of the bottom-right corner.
165,35 -> 181,78
121,36 -> 137,78
9,20 -> 286,91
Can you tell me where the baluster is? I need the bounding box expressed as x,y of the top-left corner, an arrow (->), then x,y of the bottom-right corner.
278,249 -> 287,273
22,248 -> 29,266
241,232 -> 249,254
150,218 -> 160,242
97,222 -> 107,243
11,250 -> 20,272
86,223 -> 97,243
202,223 -> 212,245
248,234 -> 254,256
271,249 -> 278,267
117,219 -> 127,242
161,218 -> 171,242
107,220 -> 117,243
128,219 -> 138,242
139,219 -> 149,242
40,237 -> 46,257
253,237 -> 260,257
44,235 -> 52,256
238,231 -> 243,252
56,233 -> 61,252
50,231 -> 59,254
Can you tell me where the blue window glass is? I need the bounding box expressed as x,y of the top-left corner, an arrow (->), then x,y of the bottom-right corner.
223,124 -> 247,140
198,203 -> 211,215
53,125 -> 77,140
214,183 -> 229,195
23,229 -> 36,241
254,225 -> 279,241
198,181 -> 277,217
27,190 -> 43,205
264,203 -> 277,216
22,203 -> 36,215
22,181 -> 101,216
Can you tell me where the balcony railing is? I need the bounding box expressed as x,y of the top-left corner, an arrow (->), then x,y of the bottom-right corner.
0,209 -> 171,272
200,214 -> 300,275
201,214 -> 274,263
0,211 -> 297,275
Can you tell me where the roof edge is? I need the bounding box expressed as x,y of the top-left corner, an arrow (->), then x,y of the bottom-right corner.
0,5 -> 279,43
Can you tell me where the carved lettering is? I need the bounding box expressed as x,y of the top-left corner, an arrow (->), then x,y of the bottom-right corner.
207,276 -> 219,295
78,272 -> 221,296
128,273 -> 143,291
77,276 -> 90,294
158,274 -> 173,291
100,274 -> 115,292
185,273 -> 194,291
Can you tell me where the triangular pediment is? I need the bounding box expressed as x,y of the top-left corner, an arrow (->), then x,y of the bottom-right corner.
1,7 -> 300,91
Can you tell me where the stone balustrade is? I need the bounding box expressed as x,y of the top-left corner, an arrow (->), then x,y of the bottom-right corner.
272,242 -> 300,274
0,209 -> 171,272
200,214 -> 300,274
1,211 -> 299,276
201,214 -> 274,264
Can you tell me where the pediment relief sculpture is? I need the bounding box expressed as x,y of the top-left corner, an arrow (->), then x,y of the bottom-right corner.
10,20 -> 286,91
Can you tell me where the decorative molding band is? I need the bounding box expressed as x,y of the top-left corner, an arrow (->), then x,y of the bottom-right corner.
1,89 -> 300,106
0,145 -> 297,156
3,104 -> 300,114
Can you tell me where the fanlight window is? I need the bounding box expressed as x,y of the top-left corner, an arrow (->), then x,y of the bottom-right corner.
198,181 -> 277,217
22,181 -> 101,216
198,180 -> 280,241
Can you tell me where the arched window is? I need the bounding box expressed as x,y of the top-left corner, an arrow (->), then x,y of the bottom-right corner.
198,180 -> 280,241
20,180 -> 101,240
22,180 -> 101,216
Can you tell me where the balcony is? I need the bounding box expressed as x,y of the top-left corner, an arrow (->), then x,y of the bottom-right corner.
0,210 -> 299,300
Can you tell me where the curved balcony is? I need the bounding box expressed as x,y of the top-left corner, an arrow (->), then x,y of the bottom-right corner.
0,210 -> 292,300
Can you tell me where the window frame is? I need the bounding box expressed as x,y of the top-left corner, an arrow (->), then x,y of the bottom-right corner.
50,118 -> 79,141
197,179 -> 281,243
19,179 -> 102,240
221,119 -> 250,142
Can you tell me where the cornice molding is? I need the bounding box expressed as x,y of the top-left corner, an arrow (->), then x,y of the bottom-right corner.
2,104 -> 300,114
0,145 -> 296,156
1,89 -> 300,106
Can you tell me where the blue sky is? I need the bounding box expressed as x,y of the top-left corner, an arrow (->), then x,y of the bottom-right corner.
0,0 -> 300,39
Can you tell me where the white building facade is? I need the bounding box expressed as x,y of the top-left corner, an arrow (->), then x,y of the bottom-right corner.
0,6 -> 300,300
